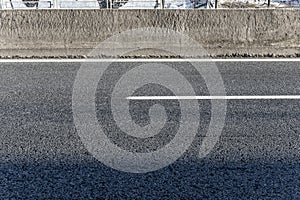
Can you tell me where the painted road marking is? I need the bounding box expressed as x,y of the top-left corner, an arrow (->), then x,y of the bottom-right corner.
126,96 -> 300,100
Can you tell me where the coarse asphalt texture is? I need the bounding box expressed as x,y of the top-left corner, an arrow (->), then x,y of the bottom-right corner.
0,60 -> 300,199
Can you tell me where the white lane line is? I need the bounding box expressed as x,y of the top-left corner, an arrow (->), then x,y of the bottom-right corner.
0,58 -> 300,62
126,96 -> 300,100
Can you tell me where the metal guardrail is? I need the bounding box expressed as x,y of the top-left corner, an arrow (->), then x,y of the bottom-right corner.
0,0 -> 168,9
0,0 -> 299,9
0,0 -> 216,9
1,0 -> 106,9
4,1 -> 52,9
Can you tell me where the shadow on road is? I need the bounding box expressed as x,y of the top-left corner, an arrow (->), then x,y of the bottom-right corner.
1,158 -> 300,199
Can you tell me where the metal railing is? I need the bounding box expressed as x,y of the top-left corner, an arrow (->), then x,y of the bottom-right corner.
0,0 -> 167,9
0,0 -> 299,9
3,1 -> 52,9
1,0 -> 105,9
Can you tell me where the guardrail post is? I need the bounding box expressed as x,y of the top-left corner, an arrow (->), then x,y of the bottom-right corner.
1,0 -> 4,9
215,0 -> 217,8
267,0 -> 270,6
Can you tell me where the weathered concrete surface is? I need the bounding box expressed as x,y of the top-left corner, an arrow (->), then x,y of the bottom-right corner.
0,9 -> 299,57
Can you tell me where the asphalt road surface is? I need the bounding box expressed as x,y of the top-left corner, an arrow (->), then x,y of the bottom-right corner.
1,60 -> 300,199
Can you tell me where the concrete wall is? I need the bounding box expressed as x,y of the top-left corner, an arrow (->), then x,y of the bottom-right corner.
0,9 -> 299,57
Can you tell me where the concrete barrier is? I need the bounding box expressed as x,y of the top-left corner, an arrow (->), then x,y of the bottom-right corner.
0,9 -> 299,57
